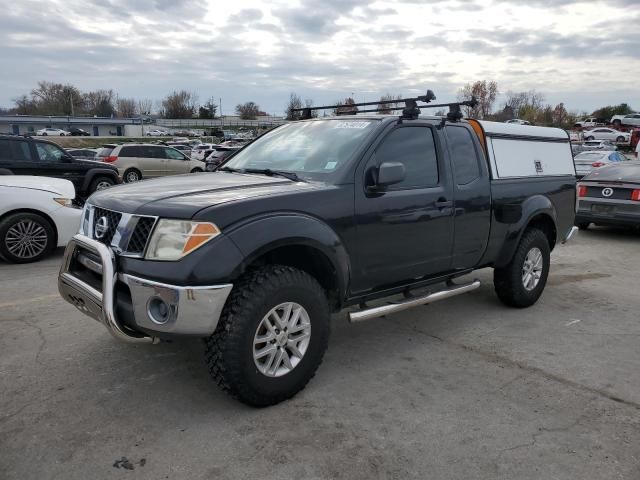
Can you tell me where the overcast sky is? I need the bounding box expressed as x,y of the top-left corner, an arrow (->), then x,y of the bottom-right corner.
1,0 -> 638,115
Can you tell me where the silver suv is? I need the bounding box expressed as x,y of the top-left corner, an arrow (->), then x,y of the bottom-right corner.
100,143 -> 205,182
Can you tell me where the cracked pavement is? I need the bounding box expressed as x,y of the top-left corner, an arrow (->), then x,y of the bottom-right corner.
1,226 -> 640,479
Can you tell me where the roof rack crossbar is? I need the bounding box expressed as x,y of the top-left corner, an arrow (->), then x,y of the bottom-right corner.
292,91 -> 478,121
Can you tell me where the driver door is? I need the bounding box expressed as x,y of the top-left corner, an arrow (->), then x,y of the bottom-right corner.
351,124 -> 455,294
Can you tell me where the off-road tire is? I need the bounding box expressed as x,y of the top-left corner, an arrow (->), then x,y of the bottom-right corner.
0,212 -> 55,264
89,176 -> 115,193
493,228 -> 551,308
577,221 -> 590,230
205,265 -> 330,407
123,168 -> 142,183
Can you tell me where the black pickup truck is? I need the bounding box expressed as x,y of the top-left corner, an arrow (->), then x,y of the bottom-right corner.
58,95 -> 577,406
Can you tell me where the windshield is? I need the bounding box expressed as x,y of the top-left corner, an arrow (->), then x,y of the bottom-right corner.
223,119 -> 378,179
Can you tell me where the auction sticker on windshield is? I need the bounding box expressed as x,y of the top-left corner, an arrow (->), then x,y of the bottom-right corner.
333,121 -> 371,129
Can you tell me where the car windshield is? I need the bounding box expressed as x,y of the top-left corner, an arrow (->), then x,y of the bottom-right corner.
223,119 -> 379,180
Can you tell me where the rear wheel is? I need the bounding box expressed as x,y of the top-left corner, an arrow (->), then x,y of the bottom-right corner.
0,212 -> 55,264
190,167 -> 203,173
124,168 -> 141,183
494,228 -> 551,308
205,265 -> 330,407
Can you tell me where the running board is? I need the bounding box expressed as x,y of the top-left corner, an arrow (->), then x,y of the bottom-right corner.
348,280 -> 481,323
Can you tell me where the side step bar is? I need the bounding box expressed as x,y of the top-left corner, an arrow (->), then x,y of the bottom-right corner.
348,280 -> 481,323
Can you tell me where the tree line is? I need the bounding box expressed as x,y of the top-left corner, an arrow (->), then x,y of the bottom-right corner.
3,80 -> 634,127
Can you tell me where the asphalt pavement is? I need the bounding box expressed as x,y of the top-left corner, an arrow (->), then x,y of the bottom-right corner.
1,226 -> 639,479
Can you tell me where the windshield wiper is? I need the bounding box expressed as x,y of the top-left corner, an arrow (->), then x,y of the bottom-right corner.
220,166 -> 303,182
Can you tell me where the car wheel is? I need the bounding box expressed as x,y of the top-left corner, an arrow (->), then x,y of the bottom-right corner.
493,228 -> 551,308
205,265 -> 330,407
616,136 -> 626,143
577,222 -> 590,230
0,212 -> 55,264
60,133 -> 65,136
42,133 -> 47,136
190,168 -> 203,173
89,176 -> 115,193
585,136 -> 594,141
613,120 -> 622,127
123,169 -> 142,183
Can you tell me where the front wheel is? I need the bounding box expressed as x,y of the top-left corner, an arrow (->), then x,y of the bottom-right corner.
616,136 -> 626,143
585,136 -> 594,141
205,265 -> 330,407
190,167 -> 203,173
0,212 -> 55,264
493,228 -> 551,308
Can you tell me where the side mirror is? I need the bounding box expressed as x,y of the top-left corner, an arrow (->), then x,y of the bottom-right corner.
61,154 -> 74,162
374,162 -> 405,189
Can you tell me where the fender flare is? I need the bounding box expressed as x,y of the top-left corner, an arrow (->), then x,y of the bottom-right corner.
81,168 -> 119,192
226,213 -> 351,302
494,195 -> 557,268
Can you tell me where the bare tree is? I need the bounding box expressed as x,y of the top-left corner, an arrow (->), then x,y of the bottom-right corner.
336,97 -> 358,115
458,80 -> 498,119
235,101 -> 260,120
503,90 -> 545,119
285,93 -> 303,120
377,93 -> 402,114
162,90 -> 198,118
137,98 -> 153,116
116,97 -> 136,118
83,89 -> 115,117
29,81 -> 84,115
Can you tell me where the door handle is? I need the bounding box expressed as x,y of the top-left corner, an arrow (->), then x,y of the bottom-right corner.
435,198 -> 453,208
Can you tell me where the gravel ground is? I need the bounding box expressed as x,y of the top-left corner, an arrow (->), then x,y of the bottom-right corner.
1,226 -> 639,479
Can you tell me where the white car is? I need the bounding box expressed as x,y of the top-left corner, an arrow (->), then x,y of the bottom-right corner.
145,129 -> 169,136
611,113 -> 640,127
191,143 -> 218,161
573,150 -> 627,178
36,128 -> 69,136
574,118 -> 606,128
0,176 -> 81,263
583,128 -> 631,143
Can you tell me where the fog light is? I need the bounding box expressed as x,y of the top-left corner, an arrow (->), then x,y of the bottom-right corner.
148,297 -> 171,325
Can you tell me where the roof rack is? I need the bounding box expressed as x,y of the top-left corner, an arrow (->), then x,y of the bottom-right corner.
291,90 -> 478,122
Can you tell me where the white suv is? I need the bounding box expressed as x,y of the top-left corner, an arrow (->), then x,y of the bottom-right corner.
100,144 -> 205,182
611,114 -> 640,127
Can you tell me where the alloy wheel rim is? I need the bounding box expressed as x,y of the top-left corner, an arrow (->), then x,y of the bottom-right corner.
253,302 -> 311,378
96,181 -> 112,190
522,247 -> 543,291
5,220 -> 48,259
126,172 -> 139,182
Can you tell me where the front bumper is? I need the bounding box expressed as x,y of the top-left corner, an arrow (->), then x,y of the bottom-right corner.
58,234 -> 233,343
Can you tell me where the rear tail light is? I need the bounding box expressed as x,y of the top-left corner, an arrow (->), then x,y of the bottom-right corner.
103,155 -> 118,163
578,185 -> 587,197
591,161 -> 606,167
632,190 -> 640,201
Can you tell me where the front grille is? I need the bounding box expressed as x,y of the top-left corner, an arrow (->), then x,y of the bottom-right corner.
127,217 -> 156,254
86,205 -> 156,257
92,207 -> 121,245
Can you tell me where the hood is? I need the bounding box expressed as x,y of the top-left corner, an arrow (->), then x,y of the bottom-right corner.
88,172 -> 322,217
0,176 -> 75,198
583,162 -> 640,183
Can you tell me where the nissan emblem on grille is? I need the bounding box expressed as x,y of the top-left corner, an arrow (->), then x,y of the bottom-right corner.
94,216 -> 109,239
602,187 -> 614,197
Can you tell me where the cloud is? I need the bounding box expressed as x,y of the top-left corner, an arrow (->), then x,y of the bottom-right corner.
0,0 -> 637,115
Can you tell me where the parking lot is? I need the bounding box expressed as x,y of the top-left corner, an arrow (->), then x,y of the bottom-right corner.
0,227 -> 638,479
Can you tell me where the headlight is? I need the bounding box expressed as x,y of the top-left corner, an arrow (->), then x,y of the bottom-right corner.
145,219 -> 220,261
54,198 -> 74,207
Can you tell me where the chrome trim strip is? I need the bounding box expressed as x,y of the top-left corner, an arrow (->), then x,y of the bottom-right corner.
348,280 -> 480,323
